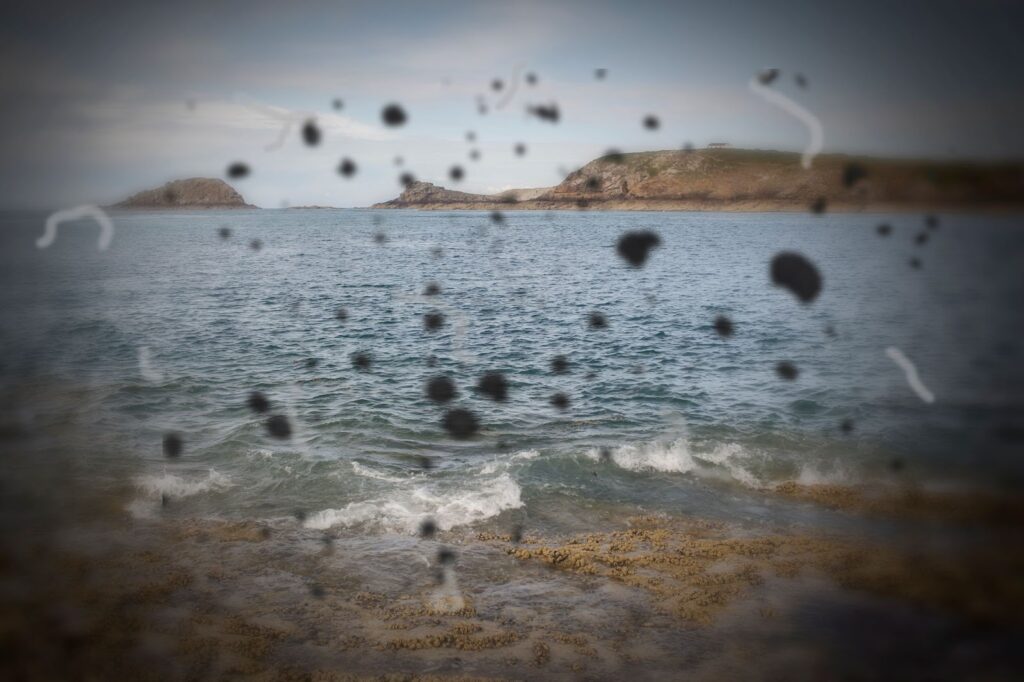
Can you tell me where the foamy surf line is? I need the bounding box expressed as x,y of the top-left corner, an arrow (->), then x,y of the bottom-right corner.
304,473 -> 523,534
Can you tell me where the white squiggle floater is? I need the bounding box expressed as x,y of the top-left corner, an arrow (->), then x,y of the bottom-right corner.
37,205 -> 114,251
138,346 -> 165,382
748,75 -> 824,169
233,92 -> 316,152
885,346 -> 935,404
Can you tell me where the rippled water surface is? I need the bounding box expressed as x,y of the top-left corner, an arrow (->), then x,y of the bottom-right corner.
2,208 -> 1022,535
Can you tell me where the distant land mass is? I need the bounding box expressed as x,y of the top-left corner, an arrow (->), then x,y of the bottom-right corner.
372,148 -> 1024,212
113,178 -> 255,209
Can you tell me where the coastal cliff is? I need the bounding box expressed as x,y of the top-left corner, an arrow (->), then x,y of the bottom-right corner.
114,178 -> 255,209
372,148 -> 1024,211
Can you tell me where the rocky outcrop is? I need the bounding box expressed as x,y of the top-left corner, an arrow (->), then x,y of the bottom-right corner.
114,178 -> 255,209
372,148 -> 1024,212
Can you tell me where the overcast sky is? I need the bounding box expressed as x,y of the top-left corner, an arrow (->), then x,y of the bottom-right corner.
1,0 -> 1022,209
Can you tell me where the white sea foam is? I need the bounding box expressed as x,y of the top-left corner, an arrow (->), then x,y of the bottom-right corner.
585,438 -> 698,473
135,469 -> 234,498
350,461 -> 410,483
304,472 -> 522,534
480,448 -> 540,475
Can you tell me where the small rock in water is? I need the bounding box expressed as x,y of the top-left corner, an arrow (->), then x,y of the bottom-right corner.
442,408 -> 479,439
714,315 -> 734,338
477,372 -> 508,402
616,230 -> 662,267
776,361 -> 799,380
247,391 -> 270,414
381,103 -> 407,127
599,446 -> 613,462
265,415 -> 292,439
426,376 -> 457,403
770,252 -> 822,303
373,231 -> 388,245
163,433 -> 183,458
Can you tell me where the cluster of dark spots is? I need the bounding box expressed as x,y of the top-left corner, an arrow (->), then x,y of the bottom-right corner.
925,214 -> 940,230
491,78 -> 504,91
426,376 -> 457,403
588,311 -> 608,330
419,518 -> 437,539
810,197 -> 827,214
714,315 -> 734,338
842,162 -> 867,188
876,223 -> 892,237
163,433 -> 183,458
527,103 -> 560,123
770,252 -> 823,303
265,414 -> 292,439
642,115 -> 660,130
449,166 -> 465,182
758,68 -> 780,85
840,419 -> 854,434
442,408 -> 479,439
551,355 -> 569,374
489,210 -> 505,225
909,257 -> 922,269
423,311 -> 445,331
795,73 -> 808,88
514,143 -> 526,156
301,119 -> 321,146
603,149 -> 625,164
332,98 -> 343,111
776,361 -> 799,380
468,149 -> 481,162
304,358 -> 319,369
594,68 -> 607,80
550,393 -> 570,410
218,226 -> 231,241
399,172 -> 416,188
525,72 -> 538,85
477,372 -> 508,402
423,282 -> 441,296
335,307 -> 348,322
249,239 -> 263,252
438,547 -> 456,565
351,351 -> 372,370
338,158 -> 357,178
381,103 -> 407,127
247,391 -> 270,414
227,162 -> 250,179
616,230 -> 662,267
915,232 -> 929,246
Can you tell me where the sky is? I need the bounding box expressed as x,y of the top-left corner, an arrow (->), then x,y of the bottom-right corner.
1,0 -> 1022,209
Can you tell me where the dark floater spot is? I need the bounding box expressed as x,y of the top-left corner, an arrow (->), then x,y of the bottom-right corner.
551,355 -> 569,374
247,391 -> 270,414
842,163 -> 867,188
227,162 -> 250,179
351,351 -> 372,371
420,518 -> 437,539
426,376 -> 457,403
642,115 -> 660,130
336,307 -> 348,322
810,197 -> 827,214
338,158 -> 357,178
249,239 -> 263,252
477,372 -> 508,402
302,119 -> 321,146
758,68 -> 779,85
514,143 -> 526,156
442,408 -> 479,439
423,282 -> 440,296
449,165 -> 464,182
265,415 -> 292,439
616,230 -> 662,267
876,223 -> 892,237
490,210 -> 505,225
163,433 -> 183,458
218,227 -> 231,241
770,252 -> 823,304
776,361 -> 799,381
550,392 -> 570,410
714,315 -> 733,338
423,311 -> 445,331
588,311 -> 608,330
381,103 -> 407,127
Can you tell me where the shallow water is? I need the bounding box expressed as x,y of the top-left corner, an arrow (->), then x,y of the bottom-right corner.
1,208 -> 1022,537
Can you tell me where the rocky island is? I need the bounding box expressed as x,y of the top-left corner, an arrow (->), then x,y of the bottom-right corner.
372,148 -> 1024,212
113,178 -> 255,209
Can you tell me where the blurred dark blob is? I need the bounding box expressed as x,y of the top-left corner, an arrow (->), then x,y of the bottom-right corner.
249,239 -> 263,252
227,162 -> 250,179
576,199 -> 590,210
374,231 -> 388,245
876,223 -> 893,237
442,408 -> 479,439
338,158 -> 357,178
438,547 -> 456,565
551,355 -> 569,374
394,156 -> 404,166
419,518 -> 437,539
449,166 -> 465,182
301,119 -> 321,146
595,68 -> 607,80
425,355 -> 438,367
616,230 -> 662,267
247,391 -> 270,414
514,142 -> 527,156
840,419 -> 855,434
426,376 -> 458,403
351,351 -> 372,371
417,455 -> 435,470
585,177 -> 601,192
770,252 -> 823,304
490,210 -> 505,225
642,115 -> 660,130
162,433 -> 183,458
466,131 -> 476,142
218,226 -> 231,241
527,103 -> 560,123
915,232 -> 930,246
525,72 -> 538,85
491,78 -> 504,91
603,149 -> 625,164
714,315 -> 734,338
423,282 -> 441,296
599,446 -> 613,462
925,214 -> 940,230
294,509 -> 307,523
400,172 -> 416,188
682,142 -> 695,153
842,162 -> 867,188
423,311 -> 445,332
511,524 -> 524,543
824,324 -> 837,338
332,98 -> 343,111
810,197 -> 827,214
550,392 -> 570,410
795,73 -> 808,88
265,414 -> 292,439
477,372 -> 509,402
336,307 -> 348,322
588,311 -> 608,330
469,149 -> 481,162
890,457 -> 905,472
381,103 -> 407,127
909,257 -> 922,269
431,245 -> 444,258
164,188 -> 178,204
304,358 -> 318,369
310,584 -> 325,599
776,361 -> 799,381
758,68 -> 780,85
